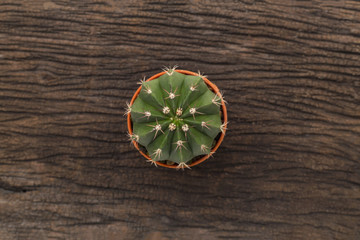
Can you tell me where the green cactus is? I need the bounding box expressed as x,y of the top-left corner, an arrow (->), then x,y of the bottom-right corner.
128,68 -> 225,169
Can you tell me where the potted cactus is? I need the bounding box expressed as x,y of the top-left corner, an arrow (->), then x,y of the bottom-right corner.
126,67 -> 227,169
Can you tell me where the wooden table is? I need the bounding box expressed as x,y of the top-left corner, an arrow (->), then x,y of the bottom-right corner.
1,1 -> 359,239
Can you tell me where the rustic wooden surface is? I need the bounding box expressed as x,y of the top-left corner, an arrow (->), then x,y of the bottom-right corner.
1,0 -> 360,239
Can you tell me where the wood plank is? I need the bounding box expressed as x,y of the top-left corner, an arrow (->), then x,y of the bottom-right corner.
0,0 -> 359,239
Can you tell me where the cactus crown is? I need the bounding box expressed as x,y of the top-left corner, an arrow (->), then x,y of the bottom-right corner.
129,68 -> 224,168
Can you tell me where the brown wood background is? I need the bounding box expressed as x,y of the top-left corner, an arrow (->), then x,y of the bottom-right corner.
1,0 -> 360,239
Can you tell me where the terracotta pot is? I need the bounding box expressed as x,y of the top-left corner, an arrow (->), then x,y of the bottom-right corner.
127,70 -> 228,168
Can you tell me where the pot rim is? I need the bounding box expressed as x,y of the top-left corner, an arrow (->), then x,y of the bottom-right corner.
127,69 -> 228,168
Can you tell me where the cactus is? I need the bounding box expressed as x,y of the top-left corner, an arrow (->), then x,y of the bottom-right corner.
128,67 -> 225,169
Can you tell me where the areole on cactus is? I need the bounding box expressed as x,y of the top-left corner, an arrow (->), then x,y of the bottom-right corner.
126,67 -> 227,169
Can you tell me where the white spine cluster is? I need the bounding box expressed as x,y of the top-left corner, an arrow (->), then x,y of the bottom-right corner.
212,92 -> 227,106
181,124 -> 189,132
197,70 -> 207,79
127,132 -> 139,142
189,107 -> 203,119
152,148 -> 162,160
174,140 -> 187,151
164,88 -> 179,100
169,123 -> 176,131
163,65 -> 178,76
176,108 -> 183,116
148,119 -> 164,139
147,158 -> 158,167
137,76 -> 146,85
219,91 -> 227,104
201,121 -> 211,130
220,122 -> 228,134
162,106 -> 170,114
144,111 -> 151,119
212,94 -> 222,107
154,124 -> 162,138
190,83 -> 198,91
124,102 -> 132,116
176,162 -> 191,170
200,144 -> 209,153
208,151 -> 216,158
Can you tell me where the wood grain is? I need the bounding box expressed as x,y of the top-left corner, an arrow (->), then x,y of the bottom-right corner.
0,0 -> 360,239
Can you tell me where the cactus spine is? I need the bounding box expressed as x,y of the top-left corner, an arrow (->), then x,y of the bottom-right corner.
129,68 -> 224,169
